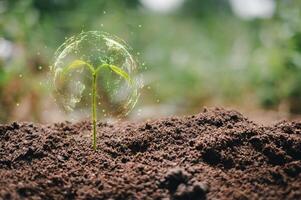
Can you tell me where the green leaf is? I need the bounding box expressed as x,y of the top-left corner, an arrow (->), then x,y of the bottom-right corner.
63,59 -> 94,74
107,64 -> 132,84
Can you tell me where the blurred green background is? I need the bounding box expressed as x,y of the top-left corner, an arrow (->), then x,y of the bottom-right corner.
1,0 -> 301,123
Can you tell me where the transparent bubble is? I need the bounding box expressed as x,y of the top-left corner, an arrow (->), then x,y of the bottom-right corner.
50,31 -> 142,120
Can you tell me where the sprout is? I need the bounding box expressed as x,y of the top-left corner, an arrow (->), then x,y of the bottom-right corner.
51,31 -> 141,150
64,59 -> 132,150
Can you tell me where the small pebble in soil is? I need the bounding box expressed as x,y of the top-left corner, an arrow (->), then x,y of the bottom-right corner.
145,123 -> 152,130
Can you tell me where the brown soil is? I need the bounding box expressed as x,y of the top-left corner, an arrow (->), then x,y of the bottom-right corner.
0,108 -> 301,200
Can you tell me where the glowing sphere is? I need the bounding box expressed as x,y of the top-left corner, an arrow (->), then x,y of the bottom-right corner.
51,31 -> 142,120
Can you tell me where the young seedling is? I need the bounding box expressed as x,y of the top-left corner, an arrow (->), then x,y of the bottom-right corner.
62,59 -> 132,150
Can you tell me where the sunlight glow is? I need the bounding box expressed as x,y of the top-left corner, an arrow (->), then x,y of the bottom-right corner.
230,0 -> 275,20
140,0 -> 185,13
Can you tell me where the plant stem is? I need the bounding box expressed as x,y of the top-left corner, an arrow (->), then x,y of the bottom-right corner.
92,72 -> 97,150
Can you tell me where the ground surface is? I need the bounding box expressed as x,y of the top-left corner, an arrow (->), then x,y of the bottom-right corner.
0,108 -> 301,200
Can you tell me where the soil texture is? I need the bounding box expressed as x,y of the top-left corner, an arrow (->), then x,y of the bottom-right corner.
0,108 -> 301,199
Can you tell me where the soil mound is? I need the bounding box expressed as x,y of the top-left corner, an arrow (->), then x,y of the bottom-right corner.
0,108 -> 301,199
